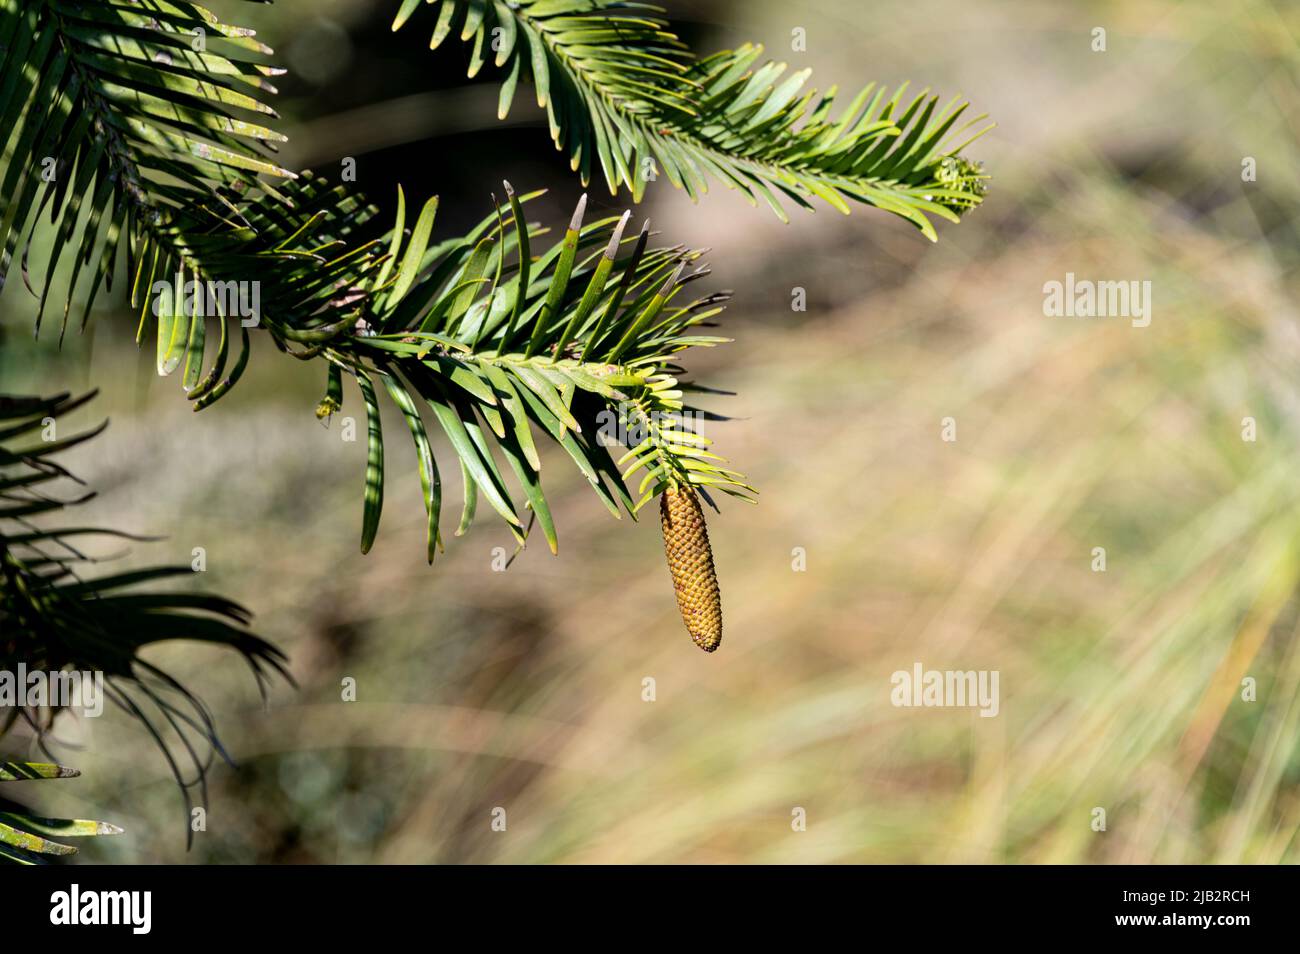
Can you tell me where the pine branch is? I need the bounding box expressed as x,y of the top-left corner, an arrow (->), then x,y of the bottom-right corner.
392,0 -> 992,234
0,762 -> 122,864
299,184 -> 754,559
127,173 -> 386,405
0,2 -> 754,557
0,391 -> 290,841
0,0 -> 294,338
0,1 -> 1001,651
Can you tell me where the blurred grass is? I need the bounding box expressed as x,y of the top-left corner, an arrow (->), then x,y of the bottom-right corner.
2,0 -> 1299,863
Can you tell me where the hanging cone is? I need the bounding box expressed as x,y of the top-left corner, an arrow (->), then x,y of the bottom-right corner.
659,485 -> 722,652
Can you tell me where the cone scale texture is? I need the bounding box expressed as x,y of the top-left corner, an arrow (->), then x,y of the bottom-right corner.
659,487 -> 722,652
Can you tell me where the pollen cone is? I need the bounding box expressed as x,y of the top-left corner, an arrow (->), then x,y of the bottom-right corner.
659,486 -> 722,652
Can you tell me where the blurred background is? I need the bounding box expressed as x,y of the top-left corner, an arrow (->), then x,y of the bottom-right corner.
3,0 -> 1300,863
